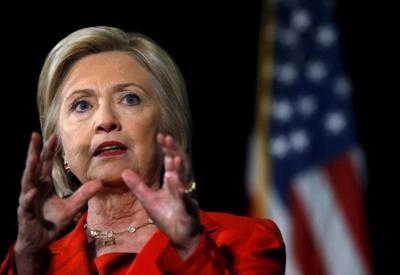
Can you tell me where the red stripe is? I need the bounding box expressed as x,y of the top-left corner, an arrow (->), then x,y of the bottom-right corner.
291,189 -> 327,275
323,152 -> 372,273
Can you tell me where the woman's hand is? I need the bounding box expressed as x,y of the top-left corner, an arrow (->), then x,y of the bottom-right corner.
121,133 -> 201,260
15,132 -> 102,272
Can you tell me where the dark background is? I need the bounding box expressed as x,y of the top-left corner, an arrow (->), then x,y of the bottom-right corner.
0,1 -> 396,274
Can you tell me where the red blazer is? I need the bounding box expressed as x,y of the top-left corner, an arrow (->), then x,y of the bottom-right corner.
1,211 -> 285,274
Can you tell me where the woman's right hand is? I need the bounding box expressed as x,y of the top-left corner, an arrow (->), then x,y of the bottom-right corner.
14,132 -> 102,271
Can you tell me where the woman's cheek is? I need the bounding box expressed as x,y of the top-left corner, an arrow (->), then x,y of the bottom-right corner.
68,146 -> 92,182
61,127 -> 92,182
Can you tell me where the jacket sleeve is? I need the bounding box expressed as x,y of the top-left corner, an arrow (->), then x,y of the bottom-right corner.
156,220 -> 286,275
0,243 -> 16,275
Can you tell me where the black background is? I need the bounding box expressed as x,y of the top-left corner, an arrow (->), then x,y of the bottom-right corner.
0,1 -> 396,274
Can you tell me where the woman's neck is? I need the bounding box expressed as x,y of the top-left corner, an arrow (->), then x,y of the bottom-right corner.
84,180 -> 160,256
86,181 -> 158,230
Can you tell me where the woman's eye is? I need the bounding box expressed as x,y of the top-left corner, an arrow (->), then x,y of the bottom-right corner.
71,100 -> 91,113
122,93 -> 141,106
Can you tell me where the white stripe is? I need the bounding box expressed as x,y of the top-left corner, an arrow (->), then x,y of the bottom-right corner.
268,187 -> 302,275
294,169 -> 369,275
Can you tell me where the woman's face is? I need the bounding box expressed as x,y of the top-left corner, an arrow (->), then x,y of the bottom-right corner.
58,51 -> 161,187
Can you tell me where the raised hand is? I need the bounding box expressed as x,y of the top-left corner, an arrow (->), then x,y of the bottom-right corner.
121,133 -> 201,259
15,132 -> 103,272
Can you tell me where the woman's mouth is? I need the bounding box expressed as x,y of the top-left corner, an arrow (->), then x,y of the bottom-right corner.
94,141 -> 127,157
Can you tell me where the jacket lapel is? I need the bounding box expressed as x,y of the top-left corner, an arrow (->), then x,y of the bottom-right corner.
47,211 -> 220,274
127,211 -> 220,274
47,213 -> 93,274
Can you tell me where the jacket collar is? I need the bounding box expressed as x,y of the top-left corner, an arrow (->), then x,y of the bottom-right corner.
199,210 -> 220,233
49,211 -> 219,253
49,212 -> 89,254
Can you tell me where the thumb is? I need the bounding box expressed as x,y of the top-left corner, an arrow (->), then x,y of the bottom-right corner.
121,169 -> 152,202
66,180 -> 103,214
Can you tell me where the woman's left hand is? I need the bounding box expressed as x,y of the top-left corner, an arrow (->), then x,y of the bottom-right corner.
121,133 -> 201,259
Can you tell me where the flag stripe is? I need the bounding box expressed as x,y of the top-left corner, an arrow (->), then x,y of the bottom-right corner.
294,163 -> 369,275
291,189 -> 327,275
268,188 -> 301,275
323,151 -> 371,271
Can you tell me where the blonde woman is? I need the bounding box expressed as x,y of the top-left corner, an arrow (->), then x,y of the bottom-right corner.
1,26 -> 285,274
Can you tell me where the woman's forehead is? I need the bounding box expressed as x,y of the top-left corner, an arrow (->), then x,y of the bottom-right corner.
60,51 -> 153,95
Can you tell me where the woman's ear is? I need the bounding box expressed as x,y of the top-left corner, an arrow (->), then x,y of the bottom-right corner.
63,158 -> 71,173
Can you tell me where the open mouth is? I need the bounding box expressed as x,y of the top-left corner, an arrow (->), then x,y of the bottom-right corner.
94,141 -> 127,157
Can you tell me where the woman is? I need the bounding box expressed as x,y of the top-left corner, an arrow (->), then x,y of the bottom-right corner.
1,26 -> 285,274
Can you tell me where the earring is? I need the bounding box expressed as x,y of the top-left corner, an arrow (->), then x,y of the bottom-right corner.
64,159 -> 71,173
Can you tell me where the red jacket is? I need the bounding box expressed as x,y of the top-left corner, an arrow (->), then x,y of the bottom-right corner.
1,211 -> 285,274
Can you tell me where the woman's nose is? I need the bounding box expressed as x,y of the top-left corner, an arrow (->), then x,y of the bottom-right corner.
94,104 -> 121,133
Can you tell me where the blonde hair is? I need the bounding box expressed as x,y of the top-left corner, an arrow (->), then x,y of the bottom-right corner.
37,26 -> 191,197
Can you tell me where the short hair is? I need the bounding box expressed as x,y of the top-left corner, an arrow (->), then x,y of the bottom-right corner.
37,26 -> 191,198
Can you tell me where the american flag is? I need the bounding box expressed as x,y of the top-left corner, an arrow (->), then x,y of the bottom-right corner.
246,0 -> 371,274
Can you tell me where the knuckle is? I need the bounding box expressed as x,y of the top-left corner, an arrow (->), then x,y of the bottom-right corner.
17,206 -> 23,216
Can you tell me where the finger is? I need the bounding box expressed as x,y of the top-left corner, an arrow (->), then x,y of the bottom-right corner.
173,156 -> 192,185
156,132 -> 175,147
38,134 -> 57,183
164,135 -> 178,151
21,133 -> 41,194
121,169 -> 153,202
164,135 -> 188,161
18,188 -> 38,213
158,133 -> 187,172
173,155 -> 182,166
32,135 -> 57,199
167,152 -> 191,184
157,133 -> 180,157
173,155 -> 184,175
65,180 -> 103,215
26,132 -> 42,166
164,171 -> 199,219
156,132 -> 165,146
164,171 -> 185,198
158,133 -> 193,184
164,155 -> 175,171
21,154 -> 39,194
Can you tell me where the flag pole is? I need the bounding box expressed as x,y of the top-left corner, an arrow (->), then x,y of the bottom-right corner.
247,0 -> 276,218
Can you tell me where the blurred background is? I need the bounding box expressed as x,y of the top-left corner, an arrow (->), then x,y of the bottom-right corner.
0,1 -> 396,274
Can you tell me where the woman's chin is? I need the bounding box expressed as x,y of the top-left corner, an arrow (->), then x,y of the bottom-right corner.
87,167 -> 130,186
88,160 -> 136,178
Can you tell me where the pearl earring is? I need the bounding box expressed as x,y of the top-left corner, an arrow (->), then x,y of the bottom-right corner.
63,159 -> 71,172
